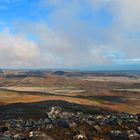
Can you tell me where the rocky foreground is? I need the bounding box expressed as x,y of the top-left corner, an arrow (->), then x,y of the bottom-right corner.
0,106 -> 140,140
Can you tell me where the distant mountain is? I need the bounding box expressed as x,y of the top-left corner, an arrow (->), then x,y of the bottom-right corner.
52,71 -> 65,75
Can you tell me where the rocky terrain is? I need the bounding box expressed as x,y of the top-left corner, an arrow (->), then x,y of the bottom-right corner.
0,106 -> 140,140
0,70 -> 139,139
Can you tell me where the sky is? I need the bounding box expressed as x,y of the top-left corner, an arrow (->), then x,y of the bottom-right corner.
0,0 -> 140,70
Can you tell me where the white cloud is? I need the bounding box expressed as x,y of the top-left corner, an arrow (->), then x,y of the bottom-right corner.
0,28 -> 45,67
88,0 -> 140,58
117,0 -> 140,31
0,0 -> 140,68
89,0 -> 140,31
13,0 -> 140,68
16,22 -> 112,67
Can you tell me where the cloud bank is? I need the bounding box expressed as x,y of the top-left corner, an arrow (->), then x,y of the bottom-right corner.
0,0 -> 140,69
0,29 -> 43,67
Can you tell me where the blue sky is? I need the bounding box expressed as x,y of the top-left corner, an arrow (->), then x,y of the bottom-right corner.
0,0 -> 140,70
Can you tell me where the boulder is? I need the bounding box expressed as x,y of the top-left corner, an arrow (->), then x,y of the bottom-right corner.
0,136 -> 11,140
69,122 -> 77,129
13,133 -> 28,140
93,125 -> 102,134
48,106 -> 62,119
127,130 -> 140,140
56,119 -> 69,128
137,127 -> 140,134
30,131 -> 54,140
110,130 -> 127,140
73,130 -> 87,140
0,127 -> 8,133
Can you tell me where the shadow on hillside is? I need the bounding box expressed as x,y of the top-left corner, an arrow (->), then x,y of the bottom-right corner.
0,100 -> 117,120
74,95 -> 125,103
